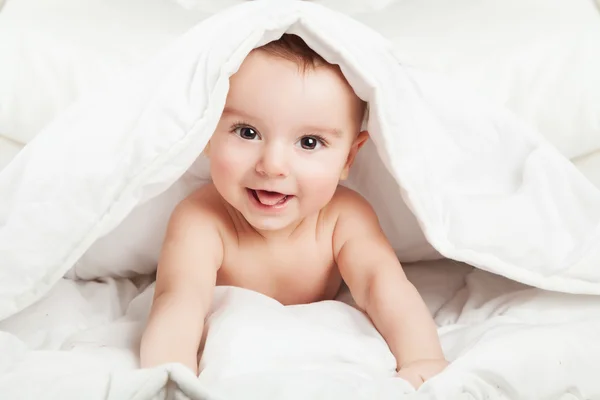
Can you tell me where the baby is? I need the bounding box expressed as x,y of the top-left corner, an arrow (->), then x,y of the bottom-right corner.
140,34 -> 448,389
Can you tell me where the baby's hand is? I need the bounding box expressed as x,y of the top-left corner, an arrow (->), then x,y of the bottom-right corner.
396,358 -> 449,389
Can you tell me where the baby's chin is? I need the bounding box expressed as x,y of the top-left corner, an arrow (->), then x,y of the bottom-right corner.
242,212 -> 300,235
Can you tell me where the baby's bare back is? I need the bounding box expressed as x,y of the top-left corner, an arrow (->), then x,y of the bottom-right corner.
212,189 -> 343,305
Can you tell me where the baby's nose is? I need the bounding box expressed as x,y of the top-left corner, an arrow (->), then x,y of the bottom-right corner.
256,145 -> 289,178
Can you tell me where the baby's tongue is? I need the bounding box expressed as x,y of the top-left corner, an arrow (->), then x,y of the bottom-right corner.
255,190 -> 287,206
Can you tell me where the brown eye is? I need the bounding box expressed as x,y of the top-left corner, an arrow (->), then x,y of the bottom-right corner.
300,136 -> 320,150
235,126 -> 259,140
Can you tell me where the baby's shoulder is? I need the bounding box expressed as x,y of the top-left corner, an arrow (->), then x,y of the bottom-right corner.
171,183 -> 229,226
328,185 -> 376,217
327,186 -> 381,238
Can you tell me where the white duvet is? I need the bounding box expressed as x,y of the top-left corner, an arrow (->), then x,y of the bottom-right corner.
1,1 -> 600,399
2,262 -> 600,399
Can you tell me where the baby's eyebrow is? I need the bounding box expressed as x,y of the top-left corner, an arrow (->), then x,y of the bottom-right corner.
222,106 -> 342,137
302,125 -> 343,138
222,106 -> 255,121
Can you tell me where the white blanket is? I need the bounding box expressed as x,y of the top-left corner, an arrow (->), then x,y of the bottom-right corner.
1,0 -> 600,398
1,261 -> 600,399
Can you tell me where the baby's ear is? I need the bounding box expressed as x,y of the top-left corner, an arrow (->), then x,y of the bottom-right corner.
340,131 -> 369,180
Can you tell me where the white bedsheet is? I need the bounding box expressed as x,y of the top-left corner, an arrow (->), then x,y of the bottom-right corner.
1,260 -> 598,399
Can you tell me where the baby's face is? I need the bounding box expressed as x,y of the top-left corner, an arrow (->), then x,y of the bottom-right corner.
207,50 -> 365,233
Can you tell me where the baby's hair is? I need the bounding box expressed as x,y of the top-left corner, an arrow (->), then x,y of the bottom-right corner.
259,33 -> 327,73
258,33 -> 368,128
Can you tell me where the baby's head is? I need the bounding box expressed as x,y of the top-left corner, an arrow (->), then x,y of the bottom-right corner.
207,34 -> 368,233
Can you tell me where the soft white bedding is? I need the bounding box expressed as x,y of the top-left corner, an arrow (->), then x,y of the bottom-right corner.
574,150 -> 600,190
2,0 -> 599,162
0,135 -> 22,171
1,261 -> 599,399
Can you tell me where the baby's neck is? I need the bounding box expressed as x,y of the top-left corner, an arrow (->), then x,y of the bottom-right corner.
249,217 -> 309,242
230,209 -> 318,243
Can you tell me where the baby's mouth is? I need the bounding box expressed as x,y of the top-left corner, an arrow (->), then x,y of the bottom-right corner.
249,189 -> 291,206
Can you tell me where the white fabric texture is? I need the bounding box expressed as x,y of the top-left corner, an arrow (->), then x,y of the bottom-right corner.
0,136 -> 22,171
1,261 -> 600,399
574,150 -> 600,190
1,0 -> 599,161
349,0 -> 600,161
0,0 -> 220,146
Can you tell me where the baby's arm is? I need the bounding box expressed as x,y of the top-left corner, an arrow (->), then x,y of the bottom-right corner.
140,196 -> 223,375
333,190 -> 447,386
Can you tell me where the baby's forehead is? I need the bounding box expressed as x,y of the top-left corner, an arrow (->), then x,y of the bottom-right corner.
229,51 -> 365,127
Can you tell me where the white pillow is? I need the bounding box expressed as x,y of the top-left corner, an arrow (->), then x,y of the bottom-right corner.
0,0 -> 239,145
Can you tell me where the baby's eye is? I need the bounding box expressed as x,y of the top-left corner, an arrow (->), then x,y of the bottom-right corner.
298,136 -> 323,150
234,126 -> 259,140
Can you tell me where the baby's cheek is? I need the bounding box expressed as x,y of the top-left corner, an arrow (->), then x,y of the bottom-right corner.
210,144 -> 245,179
301,170 -> 341,207
211,154 -> 236,178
